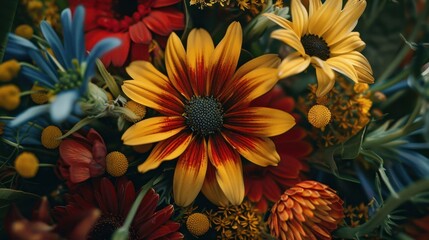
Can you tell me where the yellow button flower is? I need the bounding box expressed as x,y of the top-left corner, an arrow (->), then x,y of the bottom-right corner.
41,126 -> 62,149
124,100 -> 146,122
0,85 -> 21,111
14,152 -> 39,178
15,24 -> 34,39
308,104 -> 331,128
106,151 -> 128,177
186,213 -> 210,236
0,60 -> 21,82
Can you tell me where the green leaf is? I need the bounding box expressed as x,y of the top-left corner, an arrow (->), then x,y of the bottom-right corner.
96,59 -> 121,98
340,127 -> 366,159
0,0 -> 19,62
0,188 -> 40,202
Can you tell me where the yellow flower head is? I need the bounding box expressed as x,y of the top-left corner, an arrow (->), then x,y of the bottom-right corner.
356,97 -> 372,114
14,152 -> 39,178
0,84 -> 21,111
41,125 -> 62,149
30,84 -> 51,104
121,22 -> 295,207
106,151 -> 128,177
265,0 -> 374,97
353,82 -> 369,94
124,100 -> 147,122
308,104 -> 331,128
186,213 -> 210,236
15,24 -> 34,39
0,60 -> 21,82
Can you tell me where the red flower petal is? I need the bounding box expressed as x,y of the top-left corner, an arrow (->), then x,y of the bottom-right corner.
129,21 -> 152,44
152,0 -> 182,8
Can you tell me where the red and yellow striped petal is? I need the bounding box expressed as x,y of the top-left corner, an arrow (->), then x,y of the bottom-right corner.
122,116 -> 185,145
187,28 -> 214,96
165,32 -> 193,99
207,134 -> 244,205
137,131 -> 193,173
224,107 -> 295,137
173,138 -> 208,206
226,68 -> 278,111
208,21 -> 242,97
201,164 -> 230,206
222,130 -> 280,167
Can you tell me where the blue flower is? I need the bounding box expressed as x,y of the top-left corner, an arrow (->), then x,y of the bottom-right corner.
7,6 -> 121,127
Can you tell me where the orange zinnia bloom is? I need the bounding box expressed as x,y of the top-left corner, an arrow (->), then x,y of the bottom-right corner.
121,22 -> 295,206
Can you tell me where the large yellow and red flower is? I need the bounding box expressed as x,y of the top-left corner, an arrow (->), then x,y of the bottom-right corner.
121,22 -> 296,206
69,0 -> 184,66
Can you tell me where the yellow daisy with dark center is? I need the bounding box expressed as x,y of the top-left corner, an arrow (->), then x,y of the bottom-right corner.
121,22 -> 295,207
265,0 -> 374,97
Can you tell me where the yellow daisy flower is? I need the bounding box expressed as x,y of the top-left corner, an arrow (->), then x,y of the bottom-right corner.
121,22 -> 295,207
265,0 -> 374,97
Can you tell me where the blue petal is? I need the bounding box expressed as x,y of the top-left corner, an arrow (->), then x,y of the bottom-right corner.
7,33 -> 38,50
21,65 -> 55,88
82,37 -> 121,91
397,150 -> 429,177
28,50 -> 58,83
9,105 -> 51,127
72,5 -> 85,63
50,90 -> 79,123
40,21 -> 70,69
61,8 -> 73,65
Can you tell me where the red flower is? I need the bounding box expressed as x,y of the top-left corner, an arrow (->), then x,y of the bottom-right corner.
244,86 -> 312,212
57,129 -> 106,186
6,197 -> 100,240
69,0 -> 185,67
54,178 -> 183,240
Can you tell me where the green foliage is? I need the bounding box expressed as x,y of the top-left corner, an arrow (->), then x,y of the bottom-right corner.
0,0 -> 19,62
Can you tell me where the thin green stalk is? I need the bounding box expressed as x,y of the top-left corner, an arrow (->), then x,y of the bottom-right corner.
371,67 -> 411,92
334,179 -> 429,239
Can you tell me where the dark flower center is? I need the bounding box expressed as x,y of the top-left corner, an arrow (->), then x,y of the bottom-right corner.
184,96 -> 224,136
88,214 -> 139,240
113,0 -> 139,19
300,34 -> 330,60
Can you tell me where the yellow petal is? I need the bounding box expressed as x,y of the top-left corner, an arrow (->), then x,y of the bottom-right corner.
271,29 -> 305,56
278,52 -> 311,79
224,107 -> 296,137
311,57 -> 335,80
233,54 -> 280,81
165,32 -> 193,99
263,13 -> 293,30
208,21 -> 242,97
126,61 -> 170,85
308,0 -> 342,36
122,116 -> 185,145
291,0 -> 309,37
187,28 -> 214,96
173,139 -> 208,207
330,32 -> 365,55
308,0 -> 322,17
137,132 -> 193,173
315,67 -> 336,97
222,130 -> 280,167
326,56 -> 358,82
202,164 -> 230,206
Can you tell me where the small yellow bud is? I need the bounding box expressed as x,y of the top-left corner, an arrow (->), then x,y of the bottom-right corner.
106,151 -> 128,177
124,100 -> 146,122
186,213 -> 210,236
14,152 -> 39,178
132,143 -> 153,153
308,104 -> 331,128
30,84 -> 51,104
353,83 -> 369,94
0,85 -> 21,111
0,60 -> 21,82
27,1 -> 43,11
15,25 -> 34,39
41,125 -> 62,149
356,98 -> 372,115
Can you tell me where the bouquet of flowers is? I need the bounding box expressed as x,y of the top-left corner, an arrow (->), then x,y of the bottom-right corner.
1,0 -> 429,239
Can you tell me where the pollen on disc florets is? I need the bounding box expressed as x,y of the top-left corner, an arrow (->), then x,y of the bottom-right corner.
183,96 -> 224,136
41,125 -> 63,149
106,151 -> 128,177
186,213 -> 210,236
301,34 -> 330,60
308,104 -> 331,128
124,100 -> 146,122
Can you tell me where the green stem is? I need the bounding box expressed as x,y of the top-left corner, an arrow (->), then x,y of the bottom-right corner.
371,67 -> 411,92
333,179 -> 429,239
364,119 -> 424,146
38,163 -> 56,167
111,176 -> 161,240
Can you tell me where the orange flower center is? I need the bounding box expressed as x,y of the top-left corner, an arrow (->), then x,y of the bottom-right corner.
301,34 -> 330,60
184,96 -> 224,136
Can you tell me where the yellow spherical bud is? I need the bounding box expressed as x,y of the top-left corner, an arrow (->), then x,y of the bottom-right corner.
353,83 -> 369,94
308,105 -> 331,128
124,100 -> 146,122
132,143 -> 153,153
41,125 -> 62,149
30,84 -> 51,104
0,60 -> 21,82
15,24 -> 34,39
186,213 -> 210,236
14,152 -> 39,178
106,151 -> 128,177
356,98 -> 372,115
27,1 -> 43,11
0,85 -> 21,111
